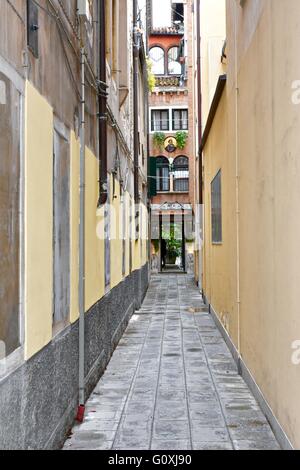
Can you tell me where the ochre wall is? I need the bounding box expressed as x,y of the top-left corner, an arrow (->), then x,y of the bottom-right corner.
237,0 -> 300,448
25,81 -> 53,359
85,148 -> 105,311
200,0 -> 226,127
203,92 -> 238,345
203,0 -> 300,449
24,82 -> 149,361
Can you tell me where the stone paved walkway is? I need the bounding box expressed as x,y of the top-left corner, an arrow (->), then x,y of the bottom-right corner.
64,275 -> 280,450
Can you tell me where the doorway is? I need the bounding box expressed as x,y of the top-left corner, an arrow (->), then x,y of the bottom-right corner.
160,214 -> 185,272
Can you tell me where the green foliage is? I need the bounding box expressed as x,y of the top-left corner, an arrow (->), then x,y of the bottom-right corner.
166,238 -> 182,258
152,239 -> 159,253
153,132 -> 165,150
175,131 -> 188,150
162,227 -> 182,259
146,58 -> 156,92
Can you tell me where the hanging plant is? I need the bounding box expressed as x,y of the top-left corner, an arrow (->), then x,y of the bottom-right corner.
175,131 -> 188,150
153,132 -> 165,150
146,58 -> 156,92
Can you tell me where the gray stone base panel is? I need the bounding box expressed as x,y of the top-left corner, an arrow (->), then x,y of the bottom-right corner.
204,296 -> 294,451
0,263 -> 149,450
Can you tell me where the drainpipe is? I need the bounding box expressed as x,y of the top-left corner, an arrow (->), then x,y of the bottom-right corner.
133,0 -> 140,204
234,3 -> 241,355
77,46 -> 86,423
98,0 -> 108,207
196,0 -> 203,292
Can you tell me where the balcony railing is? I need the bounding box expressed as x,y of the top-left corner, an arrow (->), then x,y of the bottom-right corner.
155,76 -> 181,88
151,24 -> 184,35
156,172 -> 189,193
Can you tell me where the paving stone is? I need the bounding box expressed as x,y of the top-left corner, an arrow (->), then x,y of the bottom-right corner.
191,427 -> 229,442
228,422 -> 277,442
193,442 -> 233,450
153,420 -> 190,440
190,409 -> 226,427
151,440 -> 191,450
155,401 -> 188,420
113,433 -> 150,450
63,274 -> 280,451
64,439 -> 113,450
233,440 -> 281,450
158,388 -> 186,402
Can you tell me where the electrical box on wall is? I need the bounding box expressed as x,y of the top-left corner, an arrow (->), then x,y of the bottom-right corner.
77,0 -> 91,22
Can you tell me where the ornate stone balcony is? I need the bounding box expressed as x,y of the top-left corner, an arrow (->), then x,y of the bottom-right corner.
155,76 -> 181,88
151,24 -> 184,35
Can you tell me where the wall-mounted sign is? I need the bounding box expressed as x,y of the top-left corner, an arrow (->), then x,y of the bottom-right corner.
164,136 -> 177,153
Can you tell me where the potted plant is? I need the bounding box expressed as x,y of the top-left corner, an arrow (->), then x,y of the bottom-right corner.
167,239 -> 181,264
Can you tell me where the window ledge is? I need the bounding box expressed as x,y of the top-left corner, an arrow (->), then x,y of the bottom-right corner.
156,191 -> 189,195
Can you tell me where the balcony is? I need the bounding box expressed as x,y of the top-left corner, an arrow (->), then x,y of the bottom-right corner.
155,76 -> 181,88
151,24 -> 184,36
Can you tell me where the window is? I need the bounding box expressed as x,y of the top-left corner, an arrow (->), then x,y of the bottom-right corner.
172,109 -> 188,131
149,47 -> 165,75
156,157 -> 170,192
53,129 -> 70,331
151,109 -> 169,131
172,1 -> 184,25
211,170 -> 222,243
168,46 -> 181,75
173,156 -> 189,192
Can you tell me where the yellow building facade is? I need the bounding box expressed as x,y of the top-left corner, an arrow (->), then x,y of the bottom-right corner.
201,0 -> 300,449
0,0 -> 149,450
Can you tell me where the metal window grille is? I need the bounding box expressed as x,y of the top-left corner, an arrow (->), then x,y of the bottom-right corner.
211,169 -> 222,243
173,156 -> 189,192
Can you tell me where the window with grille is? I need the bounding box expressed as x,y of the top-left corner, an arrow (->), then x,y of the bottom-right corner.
149,46 -> 165,75
173,156 -> 189,192
211,170 -> 222,243
151,109 -> 169,131
172,109 -> 188,131
156,157 -> 170,192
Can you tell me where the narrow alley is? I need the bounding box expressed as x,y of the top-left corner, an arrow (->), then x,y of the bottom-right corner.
1,0 -> 300,453
64,275 -> 280,451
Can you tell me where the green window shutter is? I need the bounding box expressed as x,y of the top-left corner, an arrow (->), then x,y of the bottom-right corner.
148,157 -> 157,197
